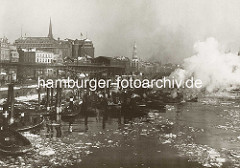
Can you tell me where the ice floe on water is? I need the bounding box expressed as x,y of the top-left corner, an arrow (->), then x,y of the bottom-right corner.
215,108 -> 240,132
39,147 -> 55,156
175,144 -> 226,167
0,132 -> 91,167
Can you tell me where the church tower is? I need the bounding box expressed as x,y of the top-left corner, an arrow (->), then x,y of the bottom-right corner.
48,18 -> 53,39
131,42 -> 140,72
132,42 -> 138,60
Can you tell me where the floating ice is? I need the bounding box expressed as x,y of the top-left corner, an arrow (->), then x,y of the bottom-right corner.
39,148 -> 55,156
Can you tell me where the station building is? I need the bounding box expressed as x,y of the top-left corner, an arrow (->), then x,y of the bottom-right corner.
14,19 -> 72,59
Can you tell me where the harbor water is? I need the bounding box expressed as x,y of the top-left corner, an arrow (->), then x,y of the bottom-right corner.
0,97 -> 240,168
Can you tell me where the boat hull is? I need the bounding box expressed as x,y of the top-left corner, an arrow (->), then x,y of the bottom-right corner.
0,128 -> 32,155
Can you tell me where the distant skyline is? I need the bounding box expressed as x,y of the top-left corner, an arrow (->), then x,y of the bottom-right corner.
1,0 -> 240,63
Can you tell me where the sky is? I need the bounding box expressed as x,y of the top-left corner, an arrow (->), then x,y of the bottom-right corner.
1,0 -> 240,63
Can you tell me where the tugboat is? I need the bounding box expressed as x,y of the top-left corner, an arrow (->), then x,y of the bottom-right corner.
0,82 -> 39,155
13,115 -> 45,132
0,109 -> 32,155
3,83 -> 45,133
0,127 -> 32,155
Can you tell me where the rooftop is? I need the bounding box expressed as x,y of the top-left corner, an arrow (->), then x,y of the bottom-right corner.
14,36 -> 56,44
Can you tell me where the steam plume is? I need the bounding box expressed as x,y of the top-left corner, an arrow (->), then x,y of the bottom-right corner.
170,37 -> 240,94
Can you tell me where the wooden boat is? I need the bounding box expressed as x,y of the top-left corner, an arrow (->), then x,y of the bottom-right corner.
61,111 -> 79,118
146,100 -> 165,109
186,97 -> 198,102
9,115 -> 45,132
61,100 -> 82,121
15,117 -> 45,132
0,127 -> 32,155
61,107 -> 81,122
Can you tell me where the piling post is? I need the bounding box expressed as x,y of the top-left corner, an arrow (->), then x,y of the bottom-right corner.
51,87 -> 54,106
56,84 -> 62,121
1,104 -> 8,128
37,87 -> 41,108
7,83 -> 15,124
69,97 -> 74,111
46,88 -> 50,110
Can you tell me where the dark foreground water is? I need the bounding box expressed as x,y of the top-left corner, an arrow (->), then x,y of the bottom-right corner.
1,97 -> 240,168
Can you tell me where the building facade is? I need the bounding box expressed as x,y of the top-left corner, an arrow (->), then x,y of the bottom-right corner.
35,50 -> 54,64
115,56 -> 130,73
0,37 -> 10,62
53,54 -> 63,63
9,45 -> 19,62
72,38 -> 95,58
14,20 -> 96,61
22,49 -> 36,63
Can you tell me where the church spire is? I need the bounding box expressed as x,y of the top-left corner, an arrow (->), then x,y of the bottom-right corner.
48,18 -> 53,39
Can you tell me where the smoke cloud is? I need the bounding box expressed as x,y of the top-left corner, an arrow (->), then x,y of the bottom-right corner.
170,37 -> 240,94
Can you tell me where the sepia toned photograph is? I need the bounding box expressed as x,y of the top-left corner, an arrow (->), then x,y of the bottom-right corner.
0,0 -> 240,167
